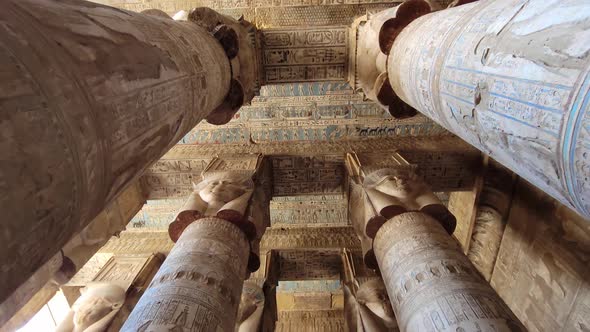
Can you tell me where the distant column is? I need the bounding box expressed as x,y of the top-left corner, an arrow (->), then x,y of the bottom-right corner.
373,212 -> 525,331
345,151 -> 524,331
121,218 -> 250,331
123,155 -> 271,330
0,0 -> 256,304
384,0 -> 590,218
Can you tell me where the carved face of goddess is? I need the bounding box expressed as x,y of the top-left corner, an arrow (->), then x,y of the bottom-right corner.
373,174 -> 414,198
73,296 -> 114,329
198,178 -> 248,204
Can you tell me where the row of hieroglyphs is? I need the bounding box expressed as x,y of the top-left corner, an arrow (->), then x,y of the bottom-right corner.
160,136 -> 474,157
270,194 -> 348,225
183,96 -> 449,143
278,250 -> 343,280
138,149 -> 478,199
262,27 -> 348,83
181,122 -> 447,144
88,0 -> 400,26
272,155 -> 345,195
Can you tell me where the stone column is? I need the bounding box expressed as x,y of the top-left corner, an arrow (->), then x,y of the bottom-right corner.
383,0 -> 590,218
0,0 -> 259,304
373,212 -> 525,331
121,218 -> 250,331
346,151 -> 524,331
124,155 -> 271,330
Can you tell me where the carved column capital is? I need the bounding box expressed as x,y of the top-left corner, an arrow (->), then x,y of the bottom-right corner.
346,151 -> 455,239
189,8 -> 262,125
169,154 -> 271,273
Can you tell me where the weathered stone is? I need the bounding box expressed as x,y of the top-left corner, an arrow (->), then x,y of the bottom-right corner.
0,0 -> 240,304
373,212 -> 525,331
122,218 -> 250,331
490,180 -> 590,332
386,0 -> 590,219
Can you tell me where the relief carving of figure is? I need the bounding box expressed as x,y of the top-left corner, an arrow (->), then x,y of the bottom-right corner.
235,282 -> 265,332
56,283 -> 126,332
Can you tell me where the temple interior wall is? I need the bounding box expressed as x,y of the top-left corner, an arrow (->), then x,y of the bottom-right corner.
488,180 -> 590,332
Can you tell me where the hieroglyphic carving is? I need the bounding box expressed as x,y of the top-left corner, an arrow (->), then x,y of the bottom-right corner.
277,280 -> 342,293
164,135 -> 474,157
182,112 -> 449,144
122,218 -> 250,331
99,231 -> 175,255
490,181 -> 590,332
141,158 -> 213,199
278,251 -> 343,280
262,27 -> 348,83
255,4 -> 394,27
275,310 -> 345,332
270,194 -> 348,226
373,212 -> 524,331
387,0 -> 590,218
260,226 -> 361,251
131,199 -> 185,229
92,255 -> 150,290
0,0 -> 233,304
400,151 -> 479,192
259,82 -> 353,97
272,155 -> 345,196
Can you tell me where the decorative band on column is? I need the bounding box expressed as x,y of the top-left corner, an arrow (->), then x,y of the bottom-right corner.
373,212 -> 524,331
122,218 -> 250,332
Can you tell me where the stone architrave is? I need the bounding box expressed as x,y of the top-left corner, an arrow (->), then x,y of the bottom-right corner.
121,218 -> 250,331
373,212 -> 525,331
352,0 -> 433,118
384,0 -> 590,218
0,0 -> 259,304
345,152 -> 455,239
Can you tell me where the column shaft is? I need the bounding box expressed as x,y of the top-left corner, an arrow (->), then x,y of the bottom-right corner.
0,0 -> 231,303
122,218 -> 250,331
387,0 -> 590,218
373,212 -> 524,331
